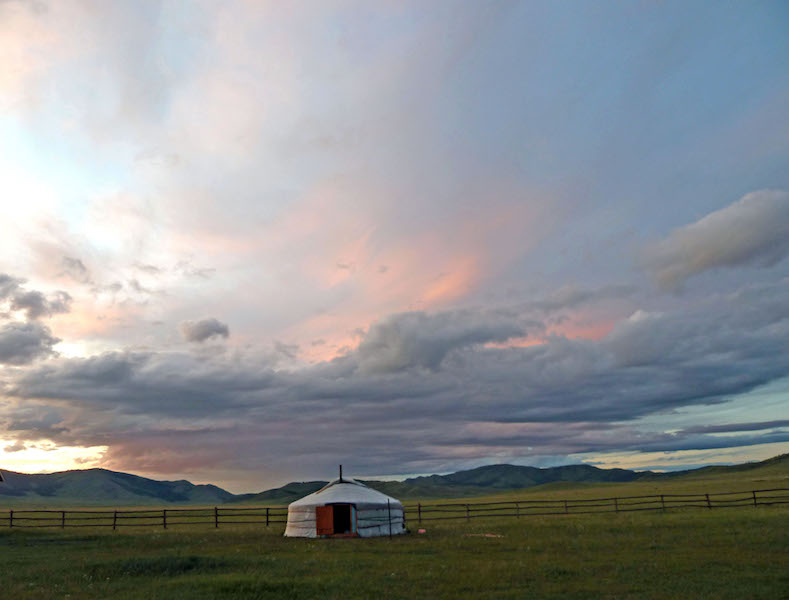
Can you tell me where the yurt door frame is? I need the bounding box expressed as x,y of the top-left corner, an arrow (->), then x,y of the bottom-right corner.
315,503 -> 357,537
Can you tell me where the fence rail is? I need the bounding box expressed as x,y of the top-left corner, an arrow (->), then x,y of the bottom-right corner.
406,488 -> 789,523
0,488 -> 786,530
0,506 -> 288,529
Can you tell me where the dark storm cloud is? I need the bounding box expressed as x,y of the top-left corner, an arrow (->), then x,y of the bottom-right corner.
355,309 -> 531,373
0,321 -> 60,365
180,318 -> 230,342
644,190 -> 789,290
6,277 -> 789,479
10,289 -> 72,320
11,290 -> 50,319
8,350 -> 274,417
0,273 -> 72,320
4,406 -> 69,440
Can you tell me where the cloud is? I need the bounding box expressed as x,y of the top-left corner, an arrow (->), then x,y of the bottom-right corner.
6,276 -> 788,481
5,406 -> 68,440
179,317 -> 230,342
133,262 -> 162,275
0,321 -> 60,365
644,190 -> 789,290
1,2 -> 788,486
0,273 -> 23,298
175,261 -> 215,279
273,340 -> 299,359
528,284 -> 636,313
3,441 -> 26,453
59,256 -> 91,283
0,273 -> 72,320
0,266 -> 785,489
127,278 -> 153,295
678,420 -> 789,435
355,309 -> 529,373
10,289 -> 72,320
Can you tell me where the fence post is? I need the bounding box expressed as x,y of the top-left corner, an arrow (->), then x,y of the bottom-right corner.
266,507 -> 270,527
214,506 -> 219,528
163,509 -> 167,529
113,510 -> 118,531
563,500 -> 568,514
9,509 -> 12,528
705,494 -> 711,509
417,503 -> 422,525
387,500 -> 392,539
660,495 -> 665,511
515,502 -> 520,518
61,511 -> 66,529
752,491 -> 757,507
614,498 -> 619,513
466,504 -> 470,522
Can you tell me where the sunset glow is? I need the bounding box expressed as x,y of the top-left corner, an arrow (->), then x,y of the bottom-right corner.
1,1 -> 788,491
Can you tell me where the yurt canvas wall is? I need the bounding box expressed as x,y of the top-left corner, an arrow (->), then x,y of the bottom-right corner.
284,477 -> 406,538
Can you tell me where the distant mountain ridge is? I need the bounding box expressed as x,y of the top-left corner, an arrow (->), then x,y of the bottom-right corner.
1,453 -> 786,506
228,453 -> 789,504
0,468 -> 235,506
232,463 -> 644,504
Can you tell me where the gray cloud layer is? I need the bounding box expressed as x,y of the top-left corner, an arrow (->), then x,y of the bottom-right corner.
5,278 -> 789,480
0,321 -> 60,365
644,190 -> 789,290
355,309 -> 529,373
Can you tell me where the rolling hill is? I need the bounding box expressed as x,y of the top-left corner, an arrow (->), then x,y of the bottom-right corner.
231,463 -> 643,504
2,453 -> 786,506
0,468 -> 235,506
229,453 -> 789,504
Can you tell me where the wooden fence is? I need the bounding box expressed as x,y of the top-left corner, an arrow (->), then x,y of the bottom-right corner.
0,506 -> 288,529
0,488 -> 787,530
407,487 -> 789,524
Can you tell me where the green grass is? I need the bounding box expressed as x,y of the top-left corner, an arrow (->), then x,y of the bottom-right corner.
0,508 -> 786,598
1,468 -> 788,599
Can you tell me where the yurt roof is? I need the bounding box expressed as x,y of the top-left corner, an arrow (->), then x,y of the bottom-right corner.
289,477 -> 403,509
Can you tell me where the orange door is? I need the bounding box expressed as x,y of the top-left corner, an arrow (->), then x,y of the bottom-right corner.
316,505 -> 333,536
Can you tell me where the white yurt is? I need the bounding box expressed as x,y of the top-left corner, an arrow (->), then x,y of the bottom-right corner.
284,470 -> 406,538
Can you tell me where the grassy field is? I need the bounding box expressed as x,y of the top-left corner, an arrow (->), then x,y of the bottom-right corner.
1,467 -> 788,599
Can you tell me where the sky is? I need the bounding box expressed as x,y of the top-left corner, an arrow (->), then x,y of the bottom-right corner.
1,0 -> 788,493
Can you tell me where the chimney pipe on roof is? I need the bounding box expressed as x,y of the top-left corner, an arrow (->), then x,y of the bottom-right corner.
339,464 -> 343,482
